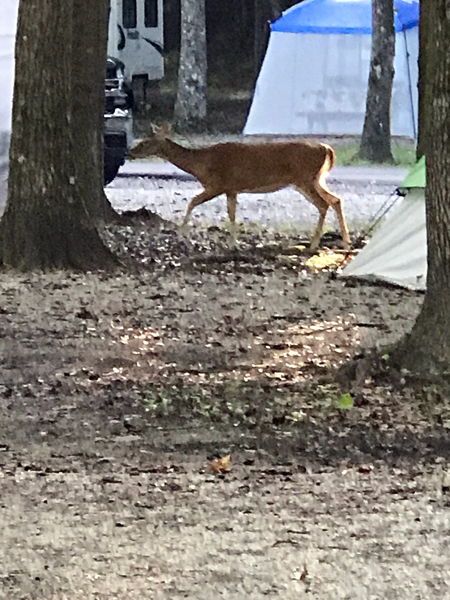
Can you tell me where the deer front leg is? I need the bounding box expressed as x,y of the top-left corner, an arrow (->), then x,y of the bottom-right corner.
181,190 -> 217,229
226,193 -> 238,241
297,185 -> 328,250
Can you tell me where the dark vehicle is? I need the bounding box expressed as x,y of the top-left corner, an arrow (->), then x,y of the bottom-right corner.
104,57 -> 134,185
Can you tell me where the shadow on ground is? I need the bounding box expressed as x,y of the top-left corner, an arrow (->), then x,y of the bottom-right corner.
2,218 -> 450,599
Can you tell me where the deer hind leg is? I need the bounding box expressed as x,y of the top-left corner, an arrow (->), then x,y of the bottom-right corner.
296,185 -> 329,250
310,207 -> 328,250
182,189 -> 218,227
314,178 -> 350,250
299,182 -> 350,250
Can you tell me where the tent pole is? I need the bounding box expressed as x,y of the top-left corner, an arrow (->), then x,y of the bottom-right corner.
403,28 -> 417,140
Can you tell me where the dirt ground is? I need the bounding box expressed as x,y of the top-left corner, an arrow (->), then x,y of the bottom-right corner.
2,216 -> 450,599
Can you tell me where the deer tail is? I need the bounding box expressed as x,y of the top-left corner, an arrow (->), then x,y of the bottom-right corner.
323,144 -> 336,173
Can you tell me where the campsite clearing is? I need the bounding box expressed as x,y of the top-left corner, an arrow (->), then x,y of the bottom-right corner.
3,212 -> 450,599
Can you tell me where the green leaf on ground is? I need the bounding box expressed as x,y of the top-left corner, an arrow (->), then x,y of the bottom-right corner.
337,393 -> 354,410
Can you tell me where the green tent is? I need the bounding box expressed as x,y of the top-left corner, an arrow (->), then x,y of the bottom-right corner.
342,158 -> 427,290
399,155 -> 426,191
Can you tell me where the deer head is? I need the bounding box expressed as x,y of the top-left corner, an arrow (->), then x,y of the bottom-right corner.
128,122 -> 172,159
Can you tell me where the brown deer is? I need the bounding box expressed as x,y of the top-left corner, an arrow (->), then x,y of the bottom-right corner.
128,123 -> 350,250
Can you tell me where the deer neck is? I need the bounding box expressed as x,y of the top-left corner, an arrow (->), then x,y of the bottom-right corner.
159,139 -> 200,176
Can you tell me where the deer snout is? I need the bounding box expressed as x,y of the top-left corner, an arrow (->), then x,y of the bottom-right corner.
128,139 -> 150,160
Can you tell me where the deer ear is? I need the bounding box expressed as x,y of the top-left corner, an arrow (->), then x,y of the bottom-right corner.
153,122 -> 172,140
159,122 -> 172,137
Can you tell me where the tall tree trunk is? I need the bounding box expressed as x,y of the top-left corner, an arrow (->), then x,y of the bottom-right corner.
0,0 -> 115,270
253,0 -> 264,76
391,3 -> 450,375
72,0 -> 114,221
359,0 -> 395,163
253,0 -> 280,76
173,0 -> 207,132
416,0 -> 431,160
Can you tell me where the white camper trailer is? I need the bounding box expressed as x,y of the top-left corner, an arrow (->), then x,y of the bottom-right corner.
108,0 -> 164,82
0,0 -> 164,210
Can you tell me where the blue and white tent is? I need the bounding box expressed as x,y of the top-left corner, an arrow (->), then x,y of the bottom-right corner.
244,0 -> 419,138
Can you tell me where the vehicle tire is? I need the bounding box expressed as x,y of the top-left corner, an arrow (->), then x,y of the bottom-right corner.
103,134 -> 128,186
104,157 -> 122,186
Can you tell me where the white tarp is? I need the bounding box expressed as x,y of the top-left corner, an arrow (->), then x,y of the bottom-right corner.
341,189 -> 427,290
0,0 -> 19,213
244,0 -> 419,138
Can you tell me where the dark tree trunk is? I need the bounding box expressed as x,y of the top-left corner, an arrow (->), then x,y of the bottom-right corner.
359,0 -> 395,163
253,0 -> 281,76
72,0 -> 115,221
416,0 -> 431,160
173,0 -> 207,132
0,0 -> 116,270
391,3 -> 450,375
253,0 -> 264,75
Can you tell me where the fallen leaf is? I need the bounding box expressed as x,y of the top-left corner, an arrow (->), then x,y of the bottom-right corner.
293,562 -> 308,581
305,250 -> 346,272
337,393 -> 354,409
207,454 -> 231,474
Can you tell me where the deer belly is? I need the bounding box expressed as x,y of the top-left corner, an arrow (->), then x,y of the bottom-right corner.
223,163 -> 293,194
244,183 -> 289,194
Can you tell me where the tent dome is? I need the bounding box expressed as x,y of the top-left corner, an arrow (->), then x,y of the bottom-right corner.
272,0 -> 419,35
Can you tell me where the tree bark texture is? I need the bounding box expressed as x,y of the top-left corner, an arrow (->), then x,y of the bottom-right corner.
253,0 -> 281,75
0,0 -> 115,270
359,0 -> 395,163
72,0 -> 114,221
417,0 -> 431,160
174,0 -> 207,131
391,4 -> 450,375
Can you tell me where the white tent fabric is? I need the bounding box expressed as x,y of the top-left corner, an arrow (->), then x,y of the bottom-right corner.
341,189 -> 427,290
244,0 -> 419,138
0,0 -> 19,213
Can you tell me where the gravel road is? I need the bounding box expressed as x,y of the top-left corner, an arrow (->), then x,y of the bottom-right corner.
0,161 -> 407,234
105,162 -> 406,234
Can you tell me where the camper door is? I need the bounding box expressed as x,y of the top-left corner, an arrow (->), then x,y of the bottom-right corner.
108,0 -> 164,81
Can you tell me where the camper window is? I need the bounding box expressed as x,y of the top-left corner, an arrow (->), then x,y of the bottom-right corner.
123,0 -> 137,28
144,0 -> 158,27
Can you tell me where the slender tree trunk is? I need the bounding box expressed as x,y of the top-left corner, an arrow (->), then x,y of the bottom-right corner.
359,0 -> 395,163
173,0 -> 207,132
416,0 -> 431,160
0,0 -> 116,270
391,3 -> 450,375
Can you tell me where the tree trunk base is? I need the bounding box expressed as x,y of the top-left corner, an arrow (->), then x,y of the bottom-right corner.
390,331 -> 450,377
358,143 -> 394,164
387,290 -> 450,377
0,213 -> 117,271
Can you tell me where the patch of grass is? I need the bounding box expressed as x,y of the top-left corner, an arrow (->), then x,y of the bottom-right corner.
335,142 -> 416,167
140,380 -> 349,430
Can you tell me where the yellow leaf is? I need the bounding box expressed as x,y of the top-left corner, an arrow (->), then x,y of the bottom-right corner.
207,454 -> 231,474
305,250 -> 346,272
